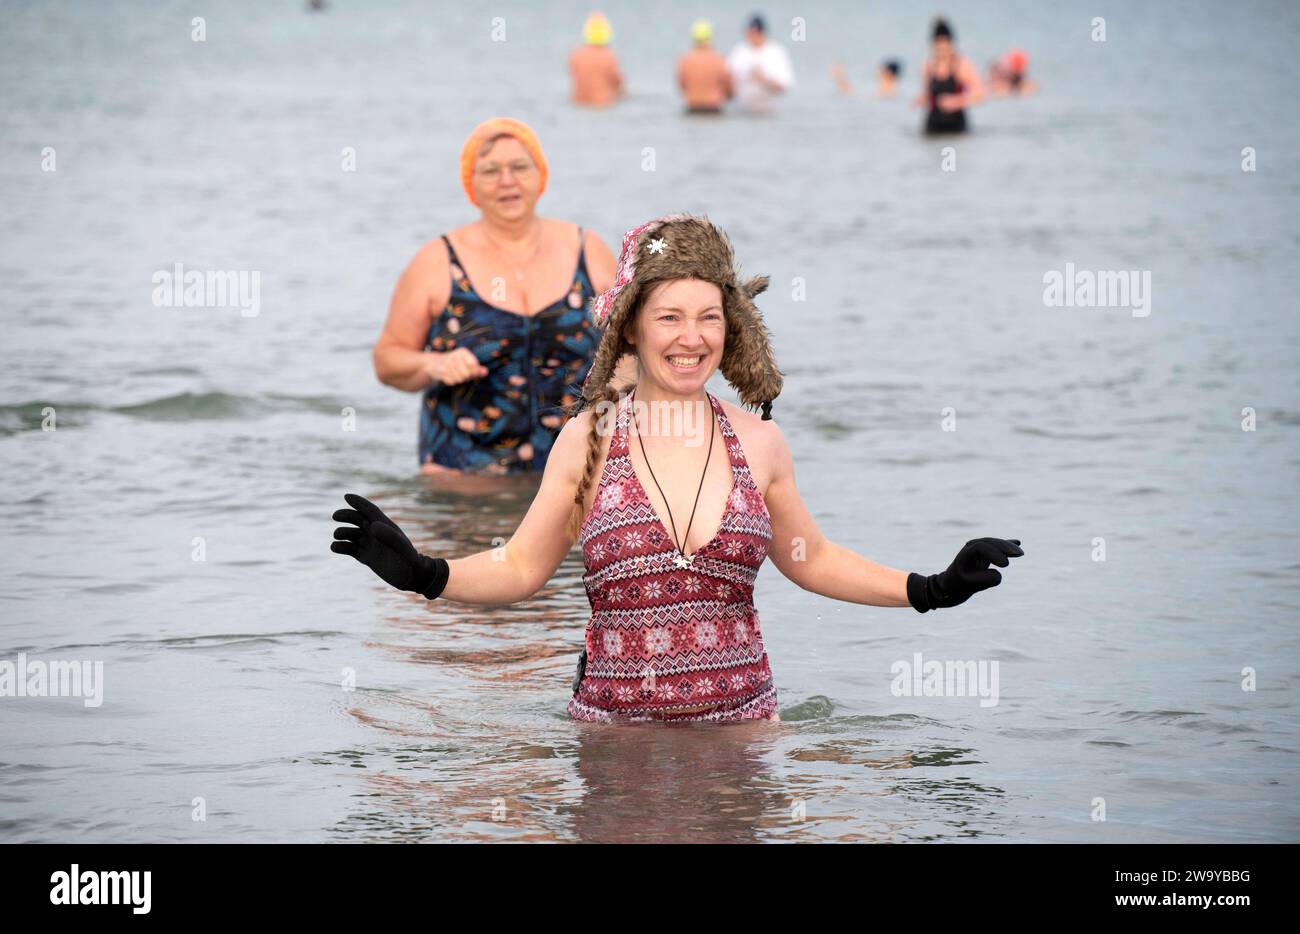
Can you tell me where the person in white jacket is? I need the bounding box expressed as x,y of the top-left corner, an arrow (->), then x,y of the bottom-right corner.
725,14 -> 794,114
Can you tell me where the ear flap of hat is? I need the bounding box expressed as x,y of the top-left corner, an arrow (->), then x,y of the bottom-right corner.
720,279 -> 783,414
582,215 -> 784,418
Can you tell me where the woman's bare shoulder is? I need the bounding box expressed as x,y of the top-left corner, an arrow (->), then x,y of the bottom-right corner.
552,216 -> 581,238
719,398 -> 788,491
551,218 -> 602,262
391,235 -> 451,318
582,225 -> 618,291
447,219 -> 479,239
720,397 -> 782,435
554,406 -> 614,483
527,215 -> 580,243
408,231 -> 452,274
559,406 -> 596,440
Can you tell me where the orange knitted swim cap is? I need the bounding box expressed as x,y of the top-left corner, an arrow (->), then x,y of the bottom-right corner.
460,117 -> 549,207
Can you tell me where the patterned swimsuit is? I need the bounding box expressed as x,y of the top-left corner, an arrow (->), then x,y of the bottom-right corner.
569,388 -> 779,722
419,228 -> 602,474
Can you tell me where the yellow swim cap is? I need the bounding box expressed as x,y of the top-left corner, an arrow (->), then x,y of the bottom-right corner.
583,12 -> 613,45
690,19 -> 713,42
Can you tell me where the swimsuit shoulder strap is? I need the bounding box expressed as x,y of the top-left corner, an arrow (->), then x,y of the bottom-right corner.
575,224 -> 592,284
440,233 -> 460,266
441,233 -> 482,300
708,391 -> 743,470
441,234 -> 462,277
612,387 -> 631,446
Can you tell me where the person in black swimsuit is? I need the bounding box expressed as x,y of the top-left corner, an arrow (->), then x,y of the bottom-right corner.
916,18 -> 984,135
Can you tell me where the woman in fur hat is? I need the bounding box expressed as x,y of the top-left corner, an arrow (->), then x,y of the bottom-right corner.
332,214 -> 1024,723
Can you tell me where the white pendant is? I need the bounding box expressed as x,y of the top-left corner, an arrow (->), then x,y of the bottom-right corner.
673,552 -> 694,569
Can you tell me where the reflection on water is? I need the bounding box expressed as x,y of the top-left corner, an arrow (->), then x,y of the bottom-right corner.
325,686 -> 1015,842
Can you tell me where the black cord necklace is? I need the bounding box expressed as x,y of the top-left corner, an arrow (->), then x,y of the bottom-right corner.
631,387 -> 715,569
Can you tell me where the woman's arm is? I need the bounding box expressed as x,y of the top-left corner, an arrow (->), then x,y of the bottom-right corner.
759,419 -> 1024,612
439,412 -> 591,604
762,421 -> 911,606
332,412 -> 592,606
373,239 -> 451,393
957,56 -> 985,107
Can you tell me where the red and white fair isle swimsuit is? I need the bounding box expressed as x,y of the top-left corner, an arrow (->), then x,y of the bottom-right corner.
570,388 -> 779,723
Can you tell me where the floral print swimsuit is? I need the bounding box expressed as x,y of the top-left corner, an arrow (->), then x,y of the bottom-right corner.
570,388 -> 779,722
419,228 -> 602,474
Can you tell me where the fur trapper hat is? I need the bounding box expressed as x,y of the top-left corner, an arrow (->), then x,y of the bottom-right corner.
580,213 -> 783,419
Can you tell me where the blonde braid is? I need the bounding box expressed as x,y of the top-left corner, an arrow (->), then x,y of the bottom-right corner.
566,380 -> 627,542
564,298 -> 642,541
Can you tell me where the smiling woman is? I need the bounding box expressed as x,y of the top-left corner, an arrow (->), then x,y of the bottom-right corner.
334,213 -> 1024,725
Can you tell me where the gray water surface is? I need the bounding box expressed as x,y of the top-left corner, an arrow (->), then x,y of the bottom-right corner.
1,0 -> 1298,842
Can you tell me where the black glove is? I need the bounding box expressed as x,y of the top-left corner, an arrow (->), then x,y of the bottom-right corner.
907,538 -> 1022,613
330,493 -> 449,599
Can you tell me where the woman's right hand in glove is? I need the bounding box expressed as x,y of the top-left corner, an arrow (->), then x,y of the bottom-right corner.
330,493 -> 450,599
